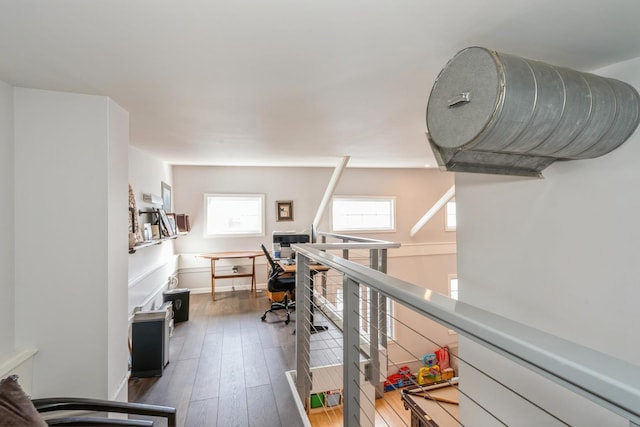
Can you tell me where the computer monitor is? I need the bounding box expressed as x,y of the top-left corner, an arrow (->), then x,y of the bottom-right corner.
272,232 -> 310,258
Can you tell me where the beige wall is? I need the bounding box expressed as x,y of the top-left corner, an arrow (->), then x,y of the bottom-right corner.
172,165 -> 456,287
172,164 -> 457,375
387,251 -> 458,369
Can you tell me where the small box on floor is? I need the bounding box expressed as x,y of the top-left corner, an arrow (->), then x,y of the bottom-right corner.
267,290 -> 285,303
324,390 -> 342,407
310,393 -> 324,408
442,368 -> 455,380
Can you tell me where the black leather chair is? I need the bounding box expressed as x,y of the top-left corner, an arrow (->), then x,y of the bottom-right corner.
34,397 -> 176,426
260,244 -> 296,324
0,373 -> 176,427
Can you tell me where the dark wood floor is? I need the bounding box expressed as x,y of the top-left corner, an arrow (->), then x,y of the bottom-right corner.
128,290 -> 305,427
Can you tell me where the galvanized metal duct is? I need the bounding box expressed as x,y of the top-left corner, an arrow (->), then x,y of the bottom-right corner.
426,47 -> 640,177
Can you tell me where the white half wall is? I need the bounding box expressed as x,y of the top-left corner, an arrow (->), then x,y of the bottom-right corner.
456,56 -> 640,426
0,80 -> 14,361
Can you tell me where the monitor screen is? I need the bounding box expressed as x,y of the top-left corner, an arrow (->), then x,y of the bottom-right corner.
272,233 -> 310,258
273,233 -> 310,246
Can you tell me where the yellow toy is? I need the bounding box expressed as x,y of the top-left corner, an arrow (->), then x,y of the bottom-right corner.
417,365 -> 441,385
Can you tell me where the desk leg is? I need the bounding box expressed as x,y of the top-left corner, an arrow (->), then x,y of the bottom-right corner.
251,257 -> 256,293
211,259 -> 216,301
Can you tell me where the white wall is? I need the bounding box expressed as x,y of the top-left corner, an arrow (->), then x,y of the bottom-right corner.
0,80 -> 14,360
456,57 -> 640,426
128,146 -> 177,315
13,88 -> 129,400
107,99 -> 130,401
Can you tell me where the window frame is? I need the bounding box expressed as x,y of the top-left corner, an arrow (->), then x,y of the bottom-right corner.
445,199 -> 456,231
331,195 -> 396,233
203,193 -> 265,238
448,274 -> 458,300
448,274 -> 458,335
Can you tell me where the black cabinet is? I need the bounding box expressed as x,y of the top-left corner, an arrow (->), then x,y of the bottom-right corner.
131,304 -> 172,378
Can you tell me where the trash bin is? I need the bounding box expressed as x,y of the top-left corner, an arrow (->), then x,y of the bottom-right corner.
163,288 -> 190,323
131,303 -> 172,378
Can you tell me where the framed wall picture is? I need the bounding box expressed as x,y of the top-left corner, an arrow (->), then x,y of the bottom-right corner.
166,213 -> 178,233
157,208 -> 175,236
276,200 -> 293,221
161,181 -> 171,212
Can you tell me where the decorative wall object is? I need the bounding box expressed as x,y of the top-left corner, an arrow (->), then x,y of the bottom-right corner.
166,213 -> 177,233
176,214 -> 190,232
128,184 -> 143,243
157,208 -> 174,236
161,181 -> 171,212
276,200 -> 293,221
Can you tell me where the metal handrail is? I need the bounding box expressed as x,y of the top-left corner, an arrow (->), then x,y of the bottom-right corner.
317,231 -> 400,245
292,244 -> 640,424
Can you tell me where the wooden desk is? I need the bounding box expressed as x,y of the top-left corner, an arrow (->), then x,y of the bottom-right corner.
277,260 -> 329,275
198,251 -> 264,300
279,260 -> 330,332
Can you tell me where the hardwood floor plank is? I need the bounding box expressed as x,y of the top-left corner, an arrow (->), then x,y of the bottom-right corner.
263,347 -> 304,427
247,384 -> 282,427
168,335 -> 186,364
222,330 -> 243,354
217,349 -> 248,426
164,358 -> 199,427
242,328 -> 271,388
185,398 -> 219,427
178,326 -> 206,360
190,333 -> 223,400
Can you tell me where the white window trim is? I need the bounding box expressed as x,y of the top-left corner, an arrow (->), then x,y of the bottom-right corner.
203,193 -> 265,238
331,195 -> 396,233
445,200 -> 456,231
448,274 -> 458,335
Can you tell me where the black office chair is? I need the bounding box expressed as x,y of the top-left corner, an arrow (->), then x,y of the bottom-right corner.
260,244 -> 296,325
0,374 -> 176,427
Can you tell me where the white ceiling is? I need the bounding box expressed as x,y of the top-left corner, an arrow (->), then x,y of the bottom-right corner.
2,0 -> 640,168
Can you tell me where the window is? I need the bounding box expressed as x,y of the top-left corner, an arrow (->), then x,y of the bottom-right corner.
449,275 -> 458,300
448,275 -> 458,335
445,200 -> 456,231
332,196 -> 395,232
204,193 -> 265,237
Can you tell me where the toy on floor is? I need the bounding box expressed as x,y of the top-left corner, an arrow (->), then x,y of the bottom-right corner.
417,352 -> 442,386
384,365 -> 415,391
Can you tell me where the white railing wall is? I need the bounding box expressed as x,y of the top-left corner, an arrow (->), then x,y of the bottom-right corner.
295,233 -> 399,426
292,242 -> 640,426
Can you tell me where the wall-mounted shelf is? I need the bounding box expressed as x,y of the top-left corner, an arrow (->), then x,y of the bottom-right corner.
129,233 -> 188,254
129,235 -> 177,254
130,205 -> 189,254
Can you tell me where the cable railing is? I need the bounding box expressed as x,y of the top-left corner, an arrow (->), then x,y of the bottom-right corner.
290,240 -> 640,427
